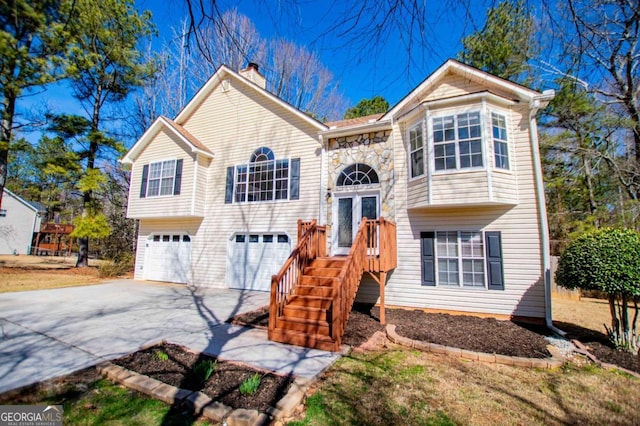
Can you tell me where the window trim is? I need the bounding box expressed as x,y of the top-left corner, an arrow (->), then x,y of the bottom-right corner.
431,110 -> 484,173
233,148 -> 291,203
420,228 -> 505,291
491,111 -> 510,171
435,230 -> 486,288
408,121 -> 425,179
140,158 -> 184,198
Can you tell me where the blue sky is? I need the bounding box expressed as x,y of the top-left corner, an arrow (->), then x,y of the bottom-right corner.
19,0 -> 495,146
136,0 -> 492,106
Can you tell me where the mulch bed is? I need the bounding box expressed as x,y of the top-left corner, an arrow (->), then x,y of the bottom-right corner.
113,343 -> 292,412
554,321 -> 639,373
230,303 -> 550,357
231,303 -> 639,371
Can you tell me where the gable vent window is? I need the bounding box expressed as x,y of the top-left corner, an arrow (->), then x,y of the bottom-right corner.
225,147 -> 300,203
140,159 -> 183,198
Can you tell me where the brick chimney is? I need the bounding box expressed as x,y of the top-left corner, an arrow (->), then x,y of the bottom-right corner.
239,62 -> 266,89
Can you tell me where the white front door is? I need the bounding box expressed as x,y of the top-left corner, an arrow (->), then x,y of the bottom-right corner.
333,192 -> 379,255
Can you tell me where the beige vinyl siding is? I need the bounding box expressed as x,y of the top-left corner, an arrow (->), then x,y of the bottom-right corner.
430,171 -> 489,205
491,172 -> 518,204
375,97 -> 546,318
424,75 -> 487,102
406,176 -> 428,207
178,76 -> 322,288
133,218 -> 203,280
127,131 -> 199,218
192,155 -> 211,217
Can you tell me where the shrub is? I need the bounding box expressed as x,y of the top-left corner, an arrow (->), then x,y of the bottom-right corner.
98,253 -> 134,278
239,373 -> 261,395
556,228 -> 640,352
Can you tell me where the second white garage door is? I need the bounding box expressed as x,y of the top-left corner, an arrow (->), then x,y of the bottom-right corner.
144,234 -> 192,284
227,233 -> 292,292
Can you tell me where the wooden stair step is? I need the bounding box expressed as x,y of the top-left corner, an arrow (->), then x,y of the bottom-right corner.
275,316 -> 330,335
295,284 -> 333,297
288,295 -> 332,308
282,304 -> 328,321
299,276 -> 337,286
269,328 -> 338,352
310,257 -> 347,269
302,267 -> 342,277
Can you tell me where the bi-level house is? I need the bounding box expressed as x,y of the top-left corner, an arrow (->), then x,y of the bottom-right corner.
122,60 -> 554,350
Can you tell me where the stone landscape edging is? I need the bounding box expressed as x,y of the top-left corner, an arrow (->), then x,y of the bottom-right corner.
571,339 -> 640,379
96,340 -> 316,426
385,324 -> 565,369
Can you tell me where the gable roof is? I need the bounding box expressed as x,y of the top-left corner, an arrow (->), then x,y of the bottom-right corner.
174,64 -> 328,132
381,59 -> 545,121
3,188 -> 46,213
325,113 -> 385,129
121,116 -> 214,164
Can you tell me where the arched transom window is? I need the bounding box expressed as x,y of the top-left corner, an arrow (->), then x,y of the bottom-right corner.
250,147 -> 274,163
336,163 -> 379,186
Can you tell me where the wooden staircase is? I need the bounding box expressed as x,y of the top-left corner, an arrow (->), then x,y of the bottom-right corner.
269,219 -> 397,352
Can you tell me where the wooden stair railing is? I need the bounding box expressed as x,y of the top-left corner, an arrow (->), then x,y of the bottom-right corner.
269,218 -> 396,351
269,220 -> 326,334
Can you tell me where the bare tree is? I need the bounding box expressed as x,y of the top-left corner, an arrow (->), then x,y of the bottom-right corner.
131,20 -> 193,137
189,8 -> 266,85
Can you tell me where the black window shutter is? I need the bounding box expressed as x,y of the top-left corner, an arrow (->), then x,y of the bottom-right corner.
173,159 -> 183,195
421,231 -> 436,286
485,231 -> 504,290
140,164 -> 149,198
225,166 -> 235,204
289,158 -> 301,200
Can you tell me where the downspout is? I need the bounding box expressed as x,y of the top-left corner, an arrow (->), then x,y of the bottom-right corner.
529,90 -> 565,336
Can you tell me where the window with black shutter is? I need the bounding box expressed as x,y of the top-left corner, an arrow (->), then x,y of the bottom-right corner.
421,232 -> 435,286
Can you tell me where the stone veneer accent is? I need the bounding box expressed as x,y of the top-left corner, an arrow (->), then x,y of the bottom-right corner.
326,130 -> 394,250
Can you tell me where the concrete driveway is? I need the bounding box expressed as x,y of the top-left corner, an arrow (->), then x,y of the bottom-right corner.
0,280 -> 341,394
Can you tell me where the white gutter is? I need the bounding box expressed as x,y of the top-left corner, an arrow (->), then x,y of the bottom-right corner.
323,119 -> 392,138
529,89 -> 566,336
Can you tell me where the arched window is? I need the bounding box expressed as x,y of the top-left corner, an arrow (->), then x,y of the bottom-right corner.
232,147 -> 293,202
250,147 -> 274,163
336,163 -> 379,186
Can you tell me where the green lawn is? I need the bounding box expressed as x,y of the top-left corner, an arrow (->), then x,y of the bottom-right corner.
288,349 -> 639,426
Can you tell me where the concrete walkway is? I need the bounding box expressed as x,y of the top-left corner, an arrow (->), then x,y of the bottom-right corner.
0,280 -> 341,394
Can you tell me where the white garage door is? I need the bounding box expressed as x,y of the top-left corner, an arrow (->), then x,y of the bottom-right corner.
144,234 -> 192,284
227,233 -> 292,291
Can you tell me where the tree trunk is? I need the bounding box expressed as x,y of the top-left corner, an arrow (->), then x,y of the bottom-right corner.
609,294 -> 620,341
76,236 -> 89,267
76,84 -> 103,268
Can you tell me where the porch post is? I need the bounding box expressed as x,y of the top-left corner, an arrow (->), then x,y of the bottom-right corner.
379,271 -> 387,325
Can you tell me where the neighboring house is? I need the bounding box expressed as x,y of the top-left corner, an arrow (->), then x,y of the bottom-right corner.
0,188 -> 46,255
123,60 -> 555,345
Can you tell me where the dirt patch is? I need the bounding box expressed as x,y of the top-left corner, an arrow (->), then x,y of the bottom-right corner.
0,367 -> 101,405
0,266 -> 98,275
113,343 -> 292,412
